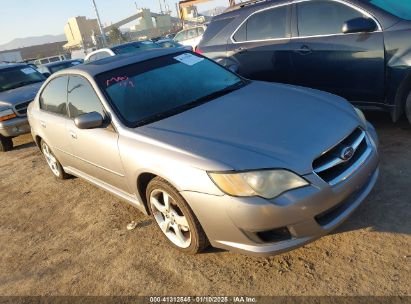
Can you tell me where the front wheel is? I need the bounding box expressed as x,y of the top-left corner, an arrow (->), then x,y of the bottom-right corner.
41,140 -> 69,180
147,177 -> 208,254
0,135 -> 13,152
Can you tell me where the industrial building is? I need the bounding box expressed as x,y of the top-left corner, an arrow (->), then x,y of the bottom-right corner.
63,16 -> 101,50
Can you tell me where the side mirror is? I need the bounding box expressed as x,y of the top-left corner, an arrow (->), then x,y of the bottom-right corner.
74,112 -> 103,129
342,17 -> 377,34
42,72 -> 51,78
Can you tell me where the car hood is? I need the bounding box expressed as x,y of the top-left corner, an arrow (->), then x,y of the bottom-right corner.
0,82 -> 43,108
139,81 -> 362,174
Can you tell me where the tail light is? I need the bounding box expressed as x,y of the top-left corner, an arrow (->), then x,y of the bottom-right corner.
195,47 -> 203,54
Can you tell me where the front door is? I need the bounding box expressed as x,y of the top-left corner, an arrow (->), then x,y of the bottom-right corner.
227,4 -> 294,84
65,75 -> 130,194
290,0 -> 385,102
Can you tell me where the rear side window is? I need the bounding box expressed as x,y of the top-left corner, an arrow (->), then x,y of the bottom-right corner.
297,0 -> 366,36
40,76 -> 68,116
174,30 -> 187,42
67,76 -> 105,118
88,51 -> 111,62
233,6 -> 288,42
202,18 -> 234,44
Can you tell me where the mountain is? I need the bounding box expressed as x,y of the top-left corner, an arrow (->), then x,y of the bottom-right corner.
200,6 -> 227,17
0,34 -> 67,51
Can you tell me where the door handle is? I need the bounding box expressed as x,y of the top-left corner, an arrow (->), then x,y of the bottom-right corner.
235,47 -> 247,54
69,130 -> 77,139
40,121 -> 46,128
296,45 -> 312,55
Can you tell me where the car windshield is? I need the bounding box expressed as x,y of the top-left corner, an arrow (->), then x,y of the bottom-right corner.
0,66 -> 45,92
367,0 -> 411,21
49,61 -> 81,74
96,52 -> 245,127
112,41 -> 161,55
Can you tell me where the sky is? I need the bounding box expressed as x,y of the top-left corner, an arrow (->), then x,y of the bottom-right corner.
0,0 -> 229,45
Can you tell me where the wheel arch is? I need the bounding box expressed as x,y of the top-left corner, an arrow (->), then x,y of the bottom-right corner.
34,135 -> 43,150
392,70 -> 411,122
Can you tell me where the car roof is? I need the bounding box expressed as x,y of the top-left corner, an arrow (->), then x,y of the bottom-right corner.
54,48 -> 184,78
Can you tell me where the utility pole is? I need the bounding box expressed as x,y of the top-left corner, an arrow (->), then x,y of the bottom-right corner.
91,0 -> 108,46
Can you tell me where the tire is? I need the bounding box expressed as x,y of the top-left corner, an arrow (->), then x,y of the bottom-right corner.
405,90 -> 411,124
40,140 -> 70,180
0,135 -> 13,152
146,177 -> 208,254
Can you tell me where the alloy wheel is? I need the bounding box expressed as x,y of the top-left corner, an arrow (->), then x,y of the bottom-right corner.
150,189 -> 191,248
42,143 -> 60,177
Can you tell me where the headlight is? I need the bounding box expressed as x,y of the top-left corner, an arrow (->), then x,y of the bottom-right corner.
209,170 -> 309,199
0,109 -> 17,122
354,107 -> 367,125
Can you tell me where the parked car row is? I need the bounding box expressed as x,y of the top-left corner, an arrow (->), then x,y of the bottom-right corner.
198,0 -> 411,124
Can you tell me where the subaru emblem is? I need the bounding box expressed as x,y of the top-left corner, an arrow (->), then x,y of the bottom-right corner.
341,146 -> 355,161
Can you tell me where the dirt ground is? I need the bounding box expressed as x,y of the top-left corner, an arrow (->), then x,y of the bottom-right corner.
0,113 -> 410,296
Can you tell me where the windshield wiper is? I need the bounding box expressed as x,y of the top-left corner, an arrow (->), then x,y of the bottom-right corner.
135,81 -> 247,127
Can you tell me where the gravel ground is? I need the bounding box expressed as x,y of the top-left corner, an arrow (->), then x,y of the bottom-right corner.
0,113 -> 410,296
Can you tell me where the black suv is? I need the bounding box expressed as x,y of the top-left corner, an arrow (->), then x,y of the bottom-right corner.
198,0 -> 411,123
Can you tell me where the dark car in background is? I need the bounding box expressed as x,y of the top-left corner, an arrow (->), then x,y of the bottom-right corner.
0,63 -> 45,151
37,59 -> 83,77
198,0 -> 411,123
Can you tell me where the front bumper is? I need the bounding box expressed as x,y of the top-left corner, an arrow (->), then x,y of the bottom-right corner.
181,129 -> 379,256
0,117 -> 31,137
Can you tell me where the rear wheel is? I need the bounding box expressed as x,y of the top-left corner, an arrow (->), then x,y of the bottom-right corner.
41,140 -> 69,179
0,135 -> 13,152
147,177 -> 208,254
406,90 -> 411,124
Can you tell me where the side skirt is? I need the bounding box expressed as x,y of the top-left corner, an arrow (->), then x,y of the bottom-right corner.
63,166 -> 148,214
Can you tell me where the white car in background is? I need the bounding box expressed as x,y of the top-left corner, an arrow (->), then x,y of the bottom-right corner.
174,26 -> 206,50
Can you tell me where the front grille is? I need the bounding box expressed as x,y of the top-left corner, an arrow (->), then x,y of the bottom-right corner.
14,100 -> 32,116
313,128 -> 370,185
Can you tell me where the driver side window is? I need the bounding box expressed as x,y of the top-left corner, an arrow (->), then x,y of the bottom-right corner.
67,76 -> 105,119
297,0 -> 374,36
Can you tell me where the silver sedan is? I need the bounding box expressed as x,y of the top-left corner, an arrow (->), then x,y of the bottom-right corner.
28,49 -> 379,255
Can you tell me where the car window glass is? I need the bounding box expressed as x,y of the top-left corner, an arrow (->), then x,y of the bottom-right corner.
96,52 -> 111,60
186,29 -> 198,39
174,31 -> 186,42
40,76 -> 68,116
198,27 -> 204,35
67,76 -> 105,118
98,53 -> 242,126
297,0 -> 366,36
203,18 -> 234,44
234,6 -> 287,41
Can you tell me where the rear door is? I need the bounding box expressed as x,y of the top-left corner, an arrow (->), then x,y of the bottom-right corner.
227,4 -> 294,84
290,0 -> 385,102
65,75 -> 130,193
